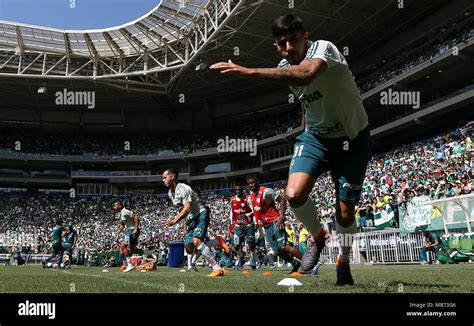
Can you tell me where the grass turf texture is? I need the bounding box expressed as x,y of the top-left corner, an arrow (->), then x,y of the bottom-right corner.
0,264 -> 472,293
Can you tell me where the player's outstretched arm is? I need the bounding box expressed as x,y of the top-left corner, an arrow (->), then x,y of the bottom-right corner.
210,58 -> 327,86
163,202 -> 192,227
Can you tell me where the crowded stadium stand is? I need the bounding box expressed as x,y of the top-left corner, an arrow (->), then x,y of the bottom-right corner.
0,0 -> 473,268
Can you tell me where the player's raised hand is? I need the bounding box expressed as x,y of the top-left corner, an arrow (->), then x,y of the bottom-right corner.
210,59 -> 251,76
162,218 -> 175,227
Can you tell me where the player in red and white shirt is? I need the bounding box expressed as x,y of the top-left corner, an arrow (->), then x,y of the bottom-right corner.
228,182 -> 259,270
246,175 -> 302,274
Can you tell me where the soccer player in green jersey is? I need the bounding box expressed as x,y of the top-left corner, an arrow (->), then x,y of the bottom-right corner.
211,15 -> 371,285
62,225 -> 78,269
162,168 -> 224,277
41,219 -> 65,270
113,201 -> 141,273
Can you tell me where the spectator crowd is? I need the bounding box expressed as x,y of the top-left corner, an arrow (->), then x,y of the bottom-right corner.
0,110 -> 301,157
358,19 -> 473,93
0,123 -> 471,265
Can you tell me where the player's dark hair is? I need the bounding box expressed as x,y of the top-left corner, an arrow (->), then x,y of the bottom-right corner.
55,219 -> 62,225
235,181 -> 243,187
164,168 -> 179,178
246,174 -> 258,181
271,14 -> 305,37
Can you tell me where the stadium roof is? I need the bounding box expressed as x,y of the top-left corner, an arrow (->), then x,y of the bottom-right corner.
0,0 -> 209,57
0,0 -> 252,93
0,0 -> 471,116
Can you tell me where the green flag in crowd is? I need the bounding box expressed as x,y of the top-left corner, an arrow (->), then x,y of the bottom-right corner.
374,206 -> 395,230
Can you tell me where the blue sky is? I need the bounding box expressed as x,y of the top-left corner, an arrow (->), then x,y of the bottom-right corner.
0,0 -> 161,30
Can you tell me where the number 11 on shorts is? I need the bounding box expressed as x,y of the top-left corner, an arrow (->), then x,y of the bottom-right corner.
293,144 -> 304,157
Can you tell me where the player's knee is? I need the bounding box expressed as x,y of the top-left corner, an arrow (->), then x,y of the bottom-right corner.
185,244 -> 194,254
336,212 -> 355,227
285,187 -> 307,206
336,211 -> 352,220
192,238 -> 202,248
337,217 -> 356,229
336,202 -> 356,224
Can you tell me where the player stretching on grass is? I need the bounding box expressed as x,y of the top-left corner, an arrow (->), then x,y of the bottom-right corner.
113,201 -> 140,273
162,168 -> 224,277
211,15 -> 371,285
185,189 -> 229,272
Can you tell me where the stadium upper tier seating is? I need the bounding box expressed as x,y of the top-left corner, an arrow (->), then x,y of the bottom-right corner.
0,20 -> 472,158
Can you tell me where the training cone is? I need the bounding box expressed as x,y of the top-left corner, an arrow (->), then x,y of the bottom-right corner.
277,278 -> 303,286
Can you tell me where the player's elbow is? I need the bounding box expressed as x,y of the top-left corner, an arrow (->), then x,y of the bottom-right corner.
292,74 -> 315,86
296,60 -> 327,86
301,72 -> 318,86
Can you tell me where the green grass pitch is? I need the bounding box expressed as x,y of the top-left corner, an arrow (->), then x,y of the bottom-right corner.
0,264 -> 472,293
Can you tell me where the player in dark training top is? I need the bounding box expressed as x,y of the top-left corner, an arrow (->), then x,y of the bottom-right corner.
41,219 -> 65,270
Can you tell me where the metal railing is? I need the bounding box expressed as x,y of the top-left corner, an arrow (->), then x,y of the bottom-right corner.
319,229 -> 425,264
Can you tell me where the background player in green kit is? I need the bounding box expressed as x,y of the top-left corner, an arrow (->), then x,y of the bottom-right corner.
41,219 -> 65,270
211,14 -> 371,285
162,168 -> 224,277
113,201 -> 140,273
62,225 -> 78,269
